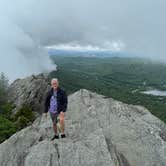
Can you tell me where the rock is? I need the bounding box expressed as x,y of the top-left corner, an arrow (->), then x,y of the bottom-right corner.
7,73 -> 50,115
0,89 -> 166,166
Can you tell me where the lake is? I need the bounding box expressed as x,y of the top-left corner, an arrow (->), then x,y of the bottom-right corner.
142,90 -> 166,96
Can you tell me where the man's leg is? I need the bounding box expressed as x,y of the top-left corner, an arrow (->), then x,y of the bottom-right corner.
53,123 -> 58,134
50,112 -> 59,140
59,112 -> 65,134
53,113 -> 59,135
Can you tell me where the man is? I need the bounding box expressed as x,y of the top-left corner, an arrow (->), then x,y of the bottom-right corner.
43,78 -> 68,140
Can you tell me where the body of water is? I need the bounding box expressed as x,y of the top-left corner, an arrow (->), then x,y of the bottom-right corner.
142,90 -> 166,96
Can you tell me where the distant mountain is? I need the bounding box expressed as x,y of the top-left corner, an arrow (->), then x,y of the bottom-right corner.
47,49 -> 130,57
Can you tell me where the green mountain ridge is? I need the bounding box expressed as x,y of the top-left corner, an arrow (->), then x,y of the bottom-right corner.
49,56 -> 166,123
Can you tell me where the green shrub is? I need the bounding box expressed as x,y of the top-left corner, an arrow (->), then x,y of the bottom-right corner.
0,102 -> 15,120
0,116 -> 17,143
13,104 -> 35,130
14,116 -> 29,130
0,104 -> 36,143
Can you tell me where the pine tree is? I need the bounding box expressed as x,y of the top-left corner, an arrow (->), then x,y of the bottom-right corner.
0,72 -> 9,104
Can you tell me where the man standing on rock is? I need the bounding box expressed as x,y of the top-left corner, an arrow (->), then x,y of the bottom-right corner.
43,78 -> 68,140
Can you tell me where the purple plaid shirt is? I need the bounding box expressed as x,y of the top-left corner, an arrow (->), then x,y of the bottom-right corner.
49,90 -> 58,113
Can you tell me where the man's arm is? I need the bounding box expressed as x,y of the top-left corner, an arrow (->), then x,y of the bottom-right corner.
62,90 -> 68,112
43,91 -> 50,113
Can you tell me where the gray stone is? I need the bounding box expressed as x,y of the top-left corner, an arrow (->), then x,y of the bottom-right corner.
0,88 -> 165,166
7,73 -> 50,115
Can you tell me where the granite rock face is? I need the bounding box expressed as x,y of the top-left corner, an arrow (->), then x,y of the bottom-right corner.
0,89 -> 166,166
7,73 -> 50,114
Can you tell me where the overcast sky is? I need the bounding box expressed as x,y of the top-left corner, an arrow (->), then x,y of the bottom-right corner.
0,0 -> 166,81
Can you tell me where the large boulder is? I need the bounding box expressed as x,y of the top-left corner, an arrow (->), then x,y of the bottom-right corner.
0,89 -> 165,166
7,73 -> 51,115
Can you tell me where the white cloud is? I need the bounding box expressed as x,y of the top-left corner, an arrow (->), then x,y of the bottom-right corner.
103,41 -> 126,52
45,44 -> 100,51
0,0 -> 56,81
45,40 -> 125,52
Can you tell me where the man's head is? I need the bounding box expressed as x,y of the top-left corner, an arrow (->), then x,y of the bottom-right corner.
51,78 -> 59,90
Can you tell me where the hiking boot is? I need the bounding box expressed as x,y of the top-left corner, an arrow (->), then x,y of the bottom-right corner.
61,134 -> 66,138
51,134 -> 59,140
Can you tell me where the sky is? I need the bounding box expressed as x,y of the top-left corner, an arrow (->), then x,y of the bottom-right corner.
0,0 -> 166,81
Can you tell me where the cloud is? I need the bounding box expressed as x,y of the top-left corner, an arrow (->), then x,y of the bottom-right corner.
30,0 -> 166,60
0,0 -> 56,82
45,40 -> 125,52
0,0 -> 166,81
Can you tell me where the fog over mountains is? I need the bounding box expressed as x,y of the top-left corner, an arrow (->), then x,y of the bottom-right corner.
0,0 -> 166,80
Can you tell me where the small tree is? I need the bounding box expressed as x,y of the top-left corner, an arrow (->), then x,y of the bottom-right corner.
0,116 -> 17,143
0,72 -> 9,104
13,104 -> 35,130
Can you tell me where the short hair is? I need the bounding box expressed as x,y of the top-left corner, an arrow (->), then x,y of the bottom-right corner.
51,78 -> 59,84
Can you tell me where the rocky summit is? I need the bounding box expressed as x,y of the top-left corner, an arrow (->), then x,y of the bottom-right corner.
7,73 -> 50,114
0,89 -> 166,166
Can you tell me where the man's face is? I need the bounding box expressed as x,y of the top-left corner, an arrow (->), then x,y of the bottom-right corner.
51,80 -> 59,90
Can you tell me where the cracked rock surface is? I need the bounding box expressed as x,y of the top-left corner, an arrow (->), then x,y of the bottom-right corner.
7,73 -> 50,114
0,89 -> 166,166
